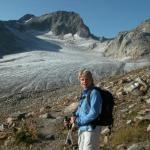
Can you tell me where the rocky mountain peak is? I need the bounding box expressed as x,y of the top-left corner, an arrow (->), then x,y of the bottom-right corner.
24,11 -> 91,38
18,14 -> 35,23
135,18 -> 150,33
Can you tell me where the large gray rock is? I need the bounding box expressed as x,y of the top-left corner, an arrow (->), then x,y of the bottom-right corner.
104,19 -> 150,58
127,142 -> 150,150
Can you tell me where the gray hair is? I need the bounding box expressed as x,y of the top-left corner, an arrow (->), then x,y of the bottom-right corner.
78,69 -> 94,83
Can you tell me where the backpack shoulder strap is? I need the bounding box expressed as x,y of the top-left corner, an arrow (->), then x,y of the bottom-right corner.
86,86 -> 100,105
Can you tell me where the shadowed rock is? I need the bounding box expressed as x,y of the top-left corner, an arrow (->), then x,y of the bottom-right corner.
0,21 -> 24,57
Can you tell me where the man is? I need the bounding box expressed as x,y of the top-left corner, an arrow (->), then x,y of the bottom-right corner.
70,69 -> 103,150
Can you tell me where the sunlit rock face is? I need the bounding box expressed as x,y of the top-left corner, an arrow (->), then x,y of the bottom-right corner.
104,19 -> 150,58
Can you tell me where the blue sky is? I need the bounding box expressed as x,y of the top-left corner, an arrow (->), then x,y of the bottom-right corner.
0,0 -> 150,38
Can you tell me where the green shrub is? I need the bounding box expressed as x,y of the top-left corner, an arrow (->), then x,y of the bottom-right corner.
14,119 -> 38,145
15,128 -> 34,145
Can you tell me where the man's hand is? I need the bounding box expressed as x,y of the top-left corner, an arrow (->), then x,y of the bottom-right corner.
64,116 -> 76,129
63,116 -> 70,128
70,116 -> 76,124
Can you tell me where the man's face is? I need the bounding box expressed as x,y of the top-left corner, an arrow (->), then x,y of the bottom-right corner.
80,76 -> 92,89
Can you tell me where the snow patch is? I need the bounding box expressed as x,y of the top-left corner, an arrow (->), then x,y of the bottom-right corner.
74,34 -> 82,40
25,18 -> 32,23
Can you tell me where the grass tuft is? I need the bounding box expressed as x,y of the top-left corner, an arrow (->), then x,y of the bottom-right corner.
111,124 -> 150,146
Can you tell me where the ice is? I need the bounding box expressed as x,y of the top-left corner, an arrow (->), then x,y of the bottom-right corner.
0,30 -> 149,97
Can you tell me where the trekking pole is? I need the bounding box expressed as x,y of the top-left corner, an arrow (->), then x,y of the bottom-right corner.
65,125 -> 73,145
64,122 -> 75,150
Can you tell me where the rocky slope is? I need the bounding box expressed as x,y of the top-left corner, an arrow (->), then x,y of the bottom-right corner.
0,65 -> 149,150
104,19 -> 150,58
